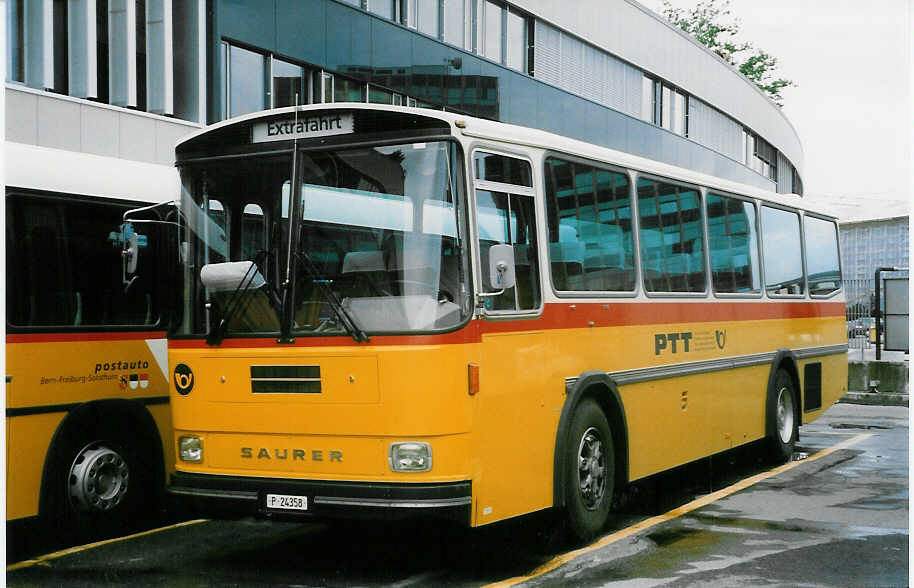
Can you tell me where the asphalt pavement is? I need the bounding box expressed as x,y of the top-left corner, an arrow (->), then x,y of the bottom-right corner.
7,403 -> 909,587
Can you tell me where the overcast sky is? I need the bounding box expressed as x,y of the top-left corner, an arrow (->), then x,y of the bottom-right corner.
652,0 -> 911,221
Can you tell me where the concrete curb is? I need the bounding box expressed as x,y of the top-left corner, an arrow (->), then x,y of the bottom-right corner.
839,392 -> 909,407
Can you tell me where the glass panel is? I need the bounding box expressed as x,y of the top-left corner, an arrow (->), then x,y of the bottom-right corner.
637,178 -> 706,293
761,206 -> 804,296
404,0 -> 417,27
367,0 -> 393,19
334,76 -> 366,103
178,157 -> 291,335
368,85 -> 393,104
661,85 -> 672,130
804,216 -> 841,295
672,91 -> 685,135
293,141 -> 469,333
229,44 -> 265,117
220,41 -> 228,119
6,195 -> 161,327
444,0 -> 466,48
706,194 -> 760,293
417,0 -> 438,37
641,76 -> 653,123
241,203 -> 266,261
505,9 -> 525,70
476,191 -> 540,311
321,72 -> 334,103
474,152 -> 532,186
545,158 -> 635,292
483,1 -> 503,63
272,58 -> 304,108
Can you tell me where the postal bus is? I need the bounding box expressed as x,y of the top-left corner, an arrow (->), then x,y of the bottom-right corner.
6,142 -> 178,541
164,104 -> 846,541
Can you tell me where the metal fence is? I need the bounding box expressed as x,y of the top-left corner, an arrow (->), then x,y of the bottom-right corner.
844,278 -> 874,353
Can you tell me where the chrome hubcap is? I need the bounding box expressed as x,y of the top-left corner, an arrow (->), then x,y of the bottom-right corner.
776,386 -> 795,444
577,427 -> 606,510
69,443 -> 129,512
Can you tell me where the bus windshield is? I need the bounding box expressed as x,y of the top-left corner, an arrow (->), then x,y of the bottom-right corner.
177,140 -> 470,338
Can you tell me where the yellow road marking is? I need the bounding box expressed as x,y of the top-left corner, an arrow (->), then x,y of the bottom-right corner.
7,519 -> 208,572
486,433 -> 872,588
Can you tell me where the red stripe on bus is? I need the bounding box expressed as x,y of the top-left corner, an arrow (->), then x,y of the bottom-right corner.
480,300 -> 845,335
5,331 -> 167,344
167,301 -> 843,349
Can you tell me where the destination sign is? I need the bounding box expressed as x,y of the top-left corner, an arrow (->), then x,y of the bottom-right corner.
252,113 -> 354,143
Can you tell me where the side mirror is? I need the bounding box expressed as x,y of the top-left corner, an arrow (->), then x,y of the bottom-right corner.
124,232 -> 139,274
488,243 -> 516,290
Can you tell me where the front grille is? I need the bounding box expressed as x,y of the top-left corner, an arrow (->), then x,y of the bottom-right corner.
250,365 -> 321,394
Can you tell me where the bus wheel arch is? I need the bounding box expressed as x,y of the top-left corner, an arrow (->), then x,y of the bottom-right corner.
765,351 -> 801,462
39,399 -> 165,539
553,372 -> 629,539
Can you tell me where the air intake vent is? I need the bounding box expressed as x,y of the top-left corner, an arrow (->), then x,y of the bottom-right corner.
251,365 -> 321,394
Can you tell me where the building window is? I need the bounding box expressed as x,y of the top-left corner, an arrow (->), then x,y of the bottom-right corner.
505,8 -> 526,71
444,0 -> 471,49
368,84 -> 393,104
223,42 -> 266,118
271,57 -> 305,108
367,0 -> 394,19
334,75 -> 367,103
482,0 -> 503,63
641,76 -> 654,123
406,0 -> 439,38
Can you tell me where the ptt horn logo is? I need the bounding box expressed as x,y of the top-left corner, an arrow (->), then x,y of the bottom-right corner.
173,363 -> 195,395
715,329 -> 727,350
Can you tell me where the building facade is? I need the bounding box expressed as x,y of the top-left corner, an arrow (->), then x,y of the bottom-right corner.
6,0 -> 804,195
840,216 -> 909,310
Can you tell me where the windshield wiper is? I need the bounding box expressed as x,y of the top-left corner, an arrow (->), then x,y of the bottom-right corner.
206,252 -> 275,345
293,250 -> 369,343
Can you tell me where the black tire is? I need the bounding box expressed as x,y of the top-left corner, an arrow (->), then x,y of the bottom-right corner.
767,369 -> 798,463
564,399 -> 614,543
42,417 -> 155,542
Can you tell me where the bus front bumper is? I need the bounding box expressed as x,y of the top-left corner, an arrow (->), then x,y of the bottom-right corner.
168,472 -> 472,523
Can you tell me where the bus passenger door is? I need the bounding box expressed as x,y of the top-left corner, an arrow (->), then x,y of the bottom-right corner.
472,183 -> 553,525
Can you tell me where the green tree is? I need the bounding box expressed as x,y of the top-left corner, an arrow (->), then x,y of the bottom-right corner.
660,0 -> 795,106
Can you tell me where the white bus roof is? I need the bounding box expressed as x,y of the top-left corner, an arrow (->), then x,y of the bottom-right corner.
178,104 -> 835,220
6,142 -> 180,204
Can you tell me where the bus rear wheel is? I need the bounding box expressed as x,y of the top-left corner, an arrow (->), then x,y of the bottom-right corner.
564,399 -> 614,543
767,369 -> 798,463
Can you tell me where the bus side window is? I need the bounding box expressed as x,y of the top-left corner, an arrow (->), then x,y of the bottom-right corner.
706,193 -> 761,294
6,193 -> 162,328
804,216 -> 841,296
761,206 -> 804,296
544,157 -> 635,293
476,190 -> 540,311
637,178 -> 706,294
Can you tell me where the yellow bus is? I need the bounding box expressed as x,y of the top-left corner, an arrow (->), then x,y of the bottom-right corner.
6,143 -> 178,542
165,104 -> 846,541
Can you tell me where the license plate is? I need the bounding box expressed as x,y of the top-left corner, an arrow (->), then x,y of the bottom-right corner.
266,493 -> 308,511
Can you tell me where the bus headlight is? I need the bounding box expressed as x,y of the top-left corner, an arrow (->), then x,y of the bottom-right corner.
179,435 -> 203,462
389,442 -> 432,472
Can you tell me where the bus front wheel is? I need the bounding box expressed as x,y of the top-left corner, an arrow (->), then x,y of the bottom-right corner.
767,369 -> 798,463
43,418 -> 153,541
564,399 -> 614,543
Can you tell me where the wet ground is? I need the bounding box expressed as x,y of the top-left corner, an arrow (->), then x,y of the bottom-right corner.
7,403 -> 908,587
